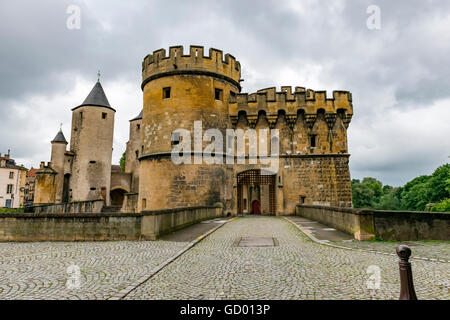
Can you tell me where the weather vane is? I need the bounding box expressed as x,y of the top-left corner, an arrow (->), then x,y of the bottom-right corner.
60,123 -> 63,131
97,70 -> 101,82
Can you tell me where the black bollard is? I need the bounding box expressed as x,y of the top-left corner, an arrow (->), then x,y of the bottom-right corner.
396,244 -> 418,300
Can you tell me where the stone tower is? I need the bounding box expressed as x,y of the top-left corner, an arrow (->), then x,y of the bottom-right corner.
138,46 -> 241,211
125,110 -> 142,193
69,80 -> 115,205
50,128 -> 68,203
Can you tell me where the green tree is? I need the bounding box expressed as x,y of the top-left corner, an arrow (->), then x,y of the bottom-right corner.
120,152 -> 126,172
375,187 -> 401,210
428,164 -> 450,203
431,198 -> 450,212
399,175 -> 431,211
352,179 -> 375,208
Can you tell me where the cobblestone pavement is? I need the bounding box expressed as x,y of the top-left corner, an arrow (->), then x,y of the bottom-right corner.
125,217 -> 449,300
329,239 -> 450,262
0,217 -> 448,300
0,241 -> 187,299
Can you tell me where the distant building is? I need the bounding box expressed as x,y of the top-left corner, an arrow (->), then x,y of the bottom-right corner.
24,167 -> 39,206
0,152 -> 27,208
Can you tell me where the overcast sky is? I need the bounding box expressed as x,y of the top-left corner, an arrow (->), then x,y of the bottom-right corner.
0,0 -> 449,186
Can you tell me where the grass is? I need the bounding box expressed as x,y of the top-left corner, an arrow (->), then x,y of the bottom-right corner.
0,207 -> 24,213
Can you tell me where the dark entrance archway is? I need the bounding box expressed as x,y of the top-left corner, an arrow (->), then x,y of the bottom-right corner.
237,169 -> 276,215
252,200 -> 261,215
110,188 -> 127,206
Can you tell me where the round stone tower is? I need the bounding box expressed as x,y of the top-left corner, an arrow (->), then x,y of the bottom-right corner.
138,45 -> 241,211
69,80 -> 115,205
50,128 -> 68,203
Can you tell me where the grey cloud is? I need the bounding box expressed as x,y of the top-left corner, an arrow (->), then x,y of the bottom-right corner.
0,0 -> 449,186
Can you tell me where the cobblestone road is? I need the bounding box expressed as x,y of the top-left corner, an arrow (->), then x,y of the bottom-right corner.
0,217 -> 448,300
0,241 -> 187,299
329,239 -> 450,261
126,217 -> 449,300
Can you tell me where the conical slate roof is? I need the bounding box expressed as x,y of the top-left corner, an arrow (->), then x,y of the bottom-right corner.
72,81 -> 115,111
130,109 -> 143,121
52,129 -> 68,143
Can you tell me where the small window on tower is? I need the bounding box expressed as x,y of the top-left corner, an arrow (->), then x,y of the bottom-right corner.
135,150 -> 139,158
102,112 -> 107,119
90,187 -> 96,191
163,87 -> 171,99
171,132 -> 180,145
80,112 -> 83,119
310,134 -> 317,147
215,88 -> 223,101
137,124 -> 140,130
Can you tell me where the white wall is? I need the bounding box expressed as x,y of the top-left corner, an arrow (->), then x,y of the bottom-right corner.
0,168 -> 21,208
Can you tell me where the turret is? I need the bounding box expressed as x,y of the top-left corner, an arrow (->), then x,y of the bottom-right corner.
69,80 -> 115,205
51,128 -> 68,202
125,110 -> 142,193
138,46 -> 241,211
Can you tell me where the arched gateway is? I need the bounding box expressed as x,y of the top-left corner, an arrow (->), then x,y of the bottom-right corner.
237,170 -> 276,215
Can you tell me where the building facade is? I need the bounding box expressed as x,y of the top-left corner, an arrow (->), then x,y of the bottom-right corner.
133,46 -> 354,215
24,167 -> 38,206
35,45 -> 354,215
34,81 -> 118,206
0,152 -> 27,208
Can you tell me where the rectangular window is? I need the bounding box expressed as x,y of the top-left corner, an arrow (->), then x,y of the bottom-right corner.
171,132 -> 180,145
310,134 -> 317,147
215,88 -> 223,101
5,199 -> 11,208
163,87 -> 171,99
243,198 -> 247,210
142,198 -> 147,209
299,196 -> 306,204
137,124 -> 140,130
90,187 -> 96,191
9,172 -> 14,179
102,112 -> 107,119
6,184 -> 13,194
80,112 -> 83,119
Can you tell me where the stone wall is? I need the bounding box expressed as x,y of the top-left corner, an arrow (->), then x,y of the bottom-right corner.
0,212 -> 141,241
32,200 -> 104,214
296,204 -> 450,241
0,205 -> 222,241
141,206 -> 223,240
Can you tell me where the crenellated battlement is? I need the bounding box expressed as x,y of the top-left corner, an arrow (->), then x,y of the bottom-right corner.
230,86 -> 353,117
141,45 -> 241,90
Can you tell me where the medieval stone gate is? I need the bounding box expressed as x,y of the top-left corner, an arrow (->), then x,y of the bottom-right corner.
237,169 -> 276,215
